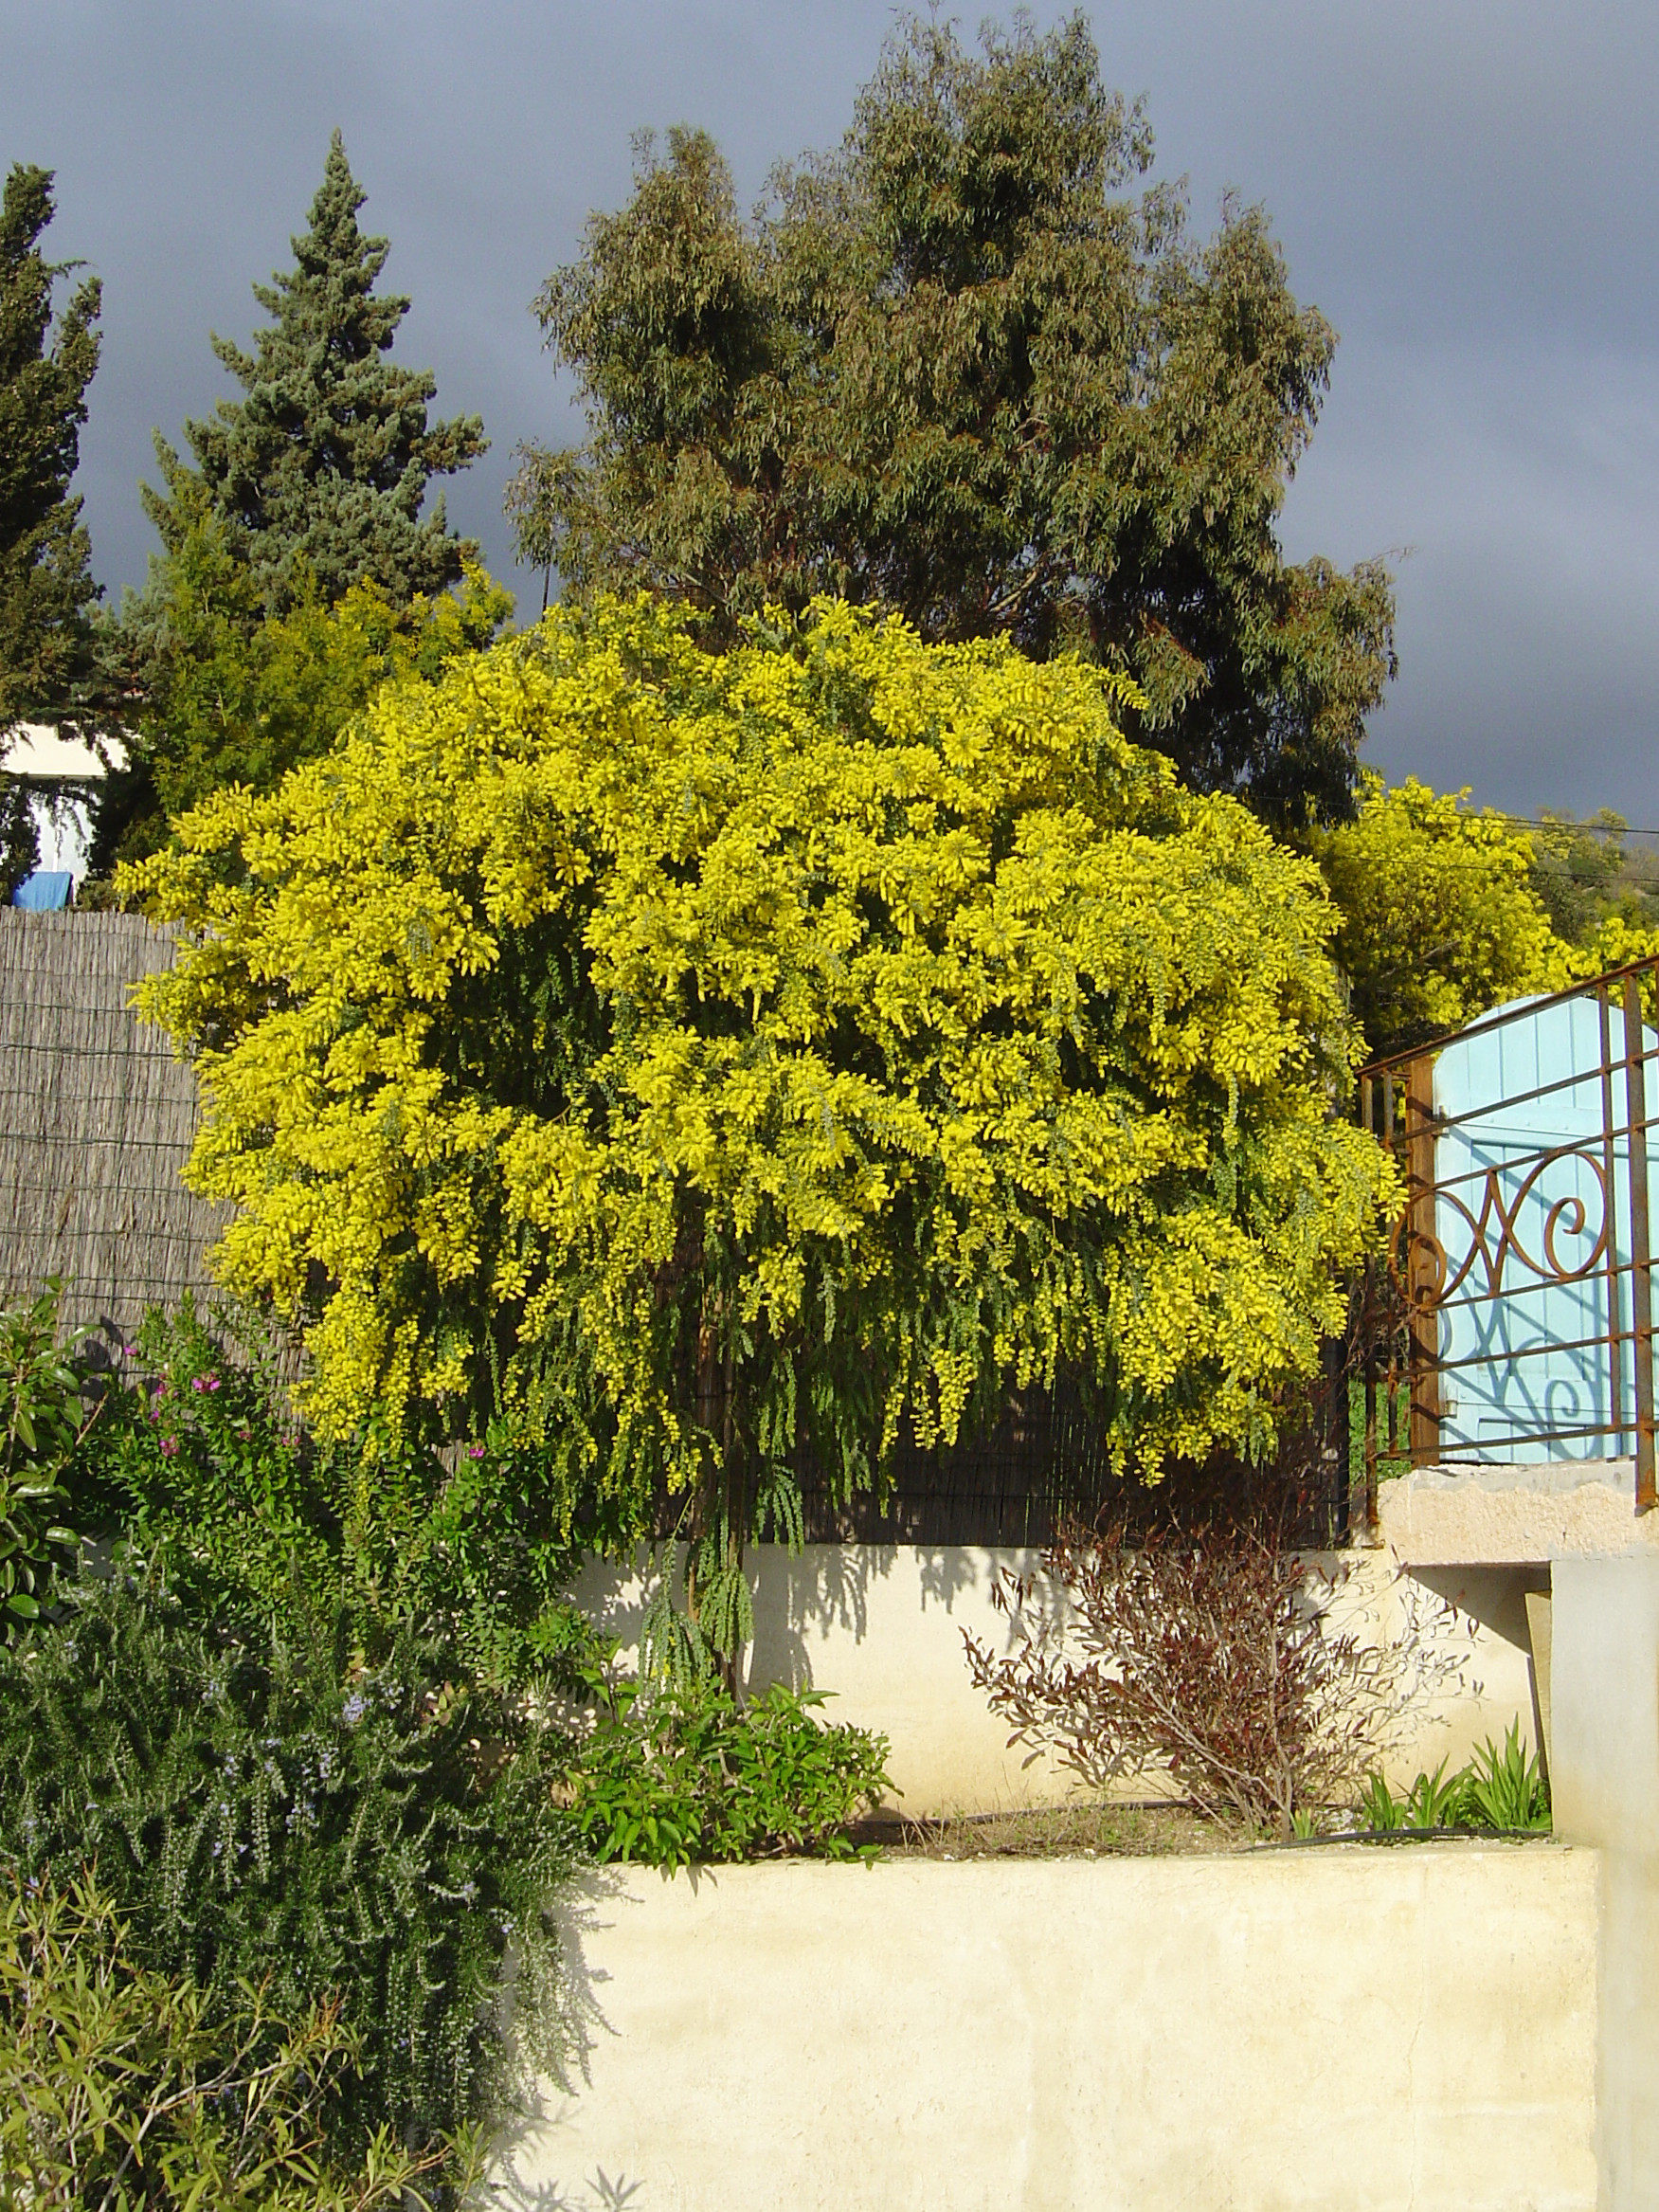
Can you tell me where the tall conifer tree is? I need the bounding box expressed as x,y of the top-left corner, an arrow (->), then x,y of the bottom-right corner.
0,162 -> 101,734
145,132 -> 485,614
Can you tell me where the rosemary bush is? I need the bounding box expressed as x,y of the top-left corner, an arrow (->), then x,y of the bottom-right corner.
0,1284 -> 904,2191
0,1562 -> 573,2160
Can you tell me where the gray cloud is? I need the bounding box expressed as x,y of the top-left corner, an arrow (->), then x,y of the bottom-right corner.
5,0 -> 1656,818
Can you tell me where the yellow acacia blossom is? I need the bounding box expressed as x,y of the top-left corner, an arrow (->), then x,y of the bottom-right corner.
128,595 -> 1396,1514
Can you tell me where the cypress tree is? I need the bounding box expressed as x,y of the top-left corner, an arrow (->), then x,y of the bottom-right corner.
145,131 -> 485,614
0,162 -> 101,733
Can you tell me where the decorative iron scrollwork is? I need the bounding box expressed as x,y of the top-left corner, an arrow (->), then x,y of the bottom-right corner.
1388,1142 -> 1611,1314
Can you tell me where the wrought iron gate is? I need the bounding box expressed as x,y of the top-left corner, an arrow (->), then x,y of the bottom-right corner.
1356,960 -> 1659,1521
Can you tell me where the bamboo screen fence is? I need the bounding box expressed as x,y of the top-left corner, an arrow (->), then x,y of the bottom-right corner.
0,910 -> 225,1346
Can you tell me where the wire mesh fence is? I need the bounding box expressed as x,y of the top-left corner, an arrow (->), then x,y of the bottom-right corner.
791,1382 -> 1120,1548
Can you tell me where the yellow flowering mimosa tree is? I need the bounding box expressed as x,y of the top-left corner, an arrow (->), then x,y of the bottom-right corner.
128,596 -> 1393,1656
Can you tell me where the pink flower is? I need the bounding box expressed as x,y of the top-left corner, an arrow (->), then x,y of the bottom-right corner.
467,1444 -> 486,1459
158,1436 -> 179,1457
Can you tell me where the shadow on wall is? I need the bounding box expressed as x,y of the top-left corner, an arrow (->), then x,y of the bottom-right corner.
568,1544 -> 1546,1814
573,1542 -> 1066,1695
1412,1561 -> 1552,1773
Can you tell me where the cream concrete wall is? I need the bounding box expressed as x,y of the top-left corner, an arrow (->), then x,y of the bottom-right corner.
496,1847 -> 1598,2212
1551,1555 -> 1659,2211
573,1543 -> 1542,1815
1379,1460 -> 1658,1565
573,1542 -> 1077,1812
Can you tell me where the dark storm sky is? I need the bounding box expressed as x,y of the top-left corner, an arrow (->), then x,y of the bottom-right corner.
4,0 -> 1656,819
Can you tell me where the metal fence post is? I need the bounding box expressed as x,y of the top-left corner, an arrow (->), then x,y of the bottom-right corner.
1599,984 -> 1625,1452
1404,1054 -> 1441,1465
1622,973 -> 1655,1510
1362,1336 -> 1379,1545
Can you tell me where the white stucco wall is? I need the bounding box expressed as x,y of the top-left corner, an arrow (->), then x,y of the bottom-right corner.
573,1542 -> 1542,1815
497,1846 -> 1598,2212
2,721 -> 120,887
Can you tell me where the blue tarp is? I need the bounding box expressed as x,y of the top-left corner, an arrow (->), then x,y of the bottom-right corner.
11,870 -> 73,911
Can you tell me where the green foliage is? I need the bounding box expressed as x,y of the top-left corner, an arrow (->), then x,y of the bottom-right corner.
76,1299 -> 588,1694
1527,808 -> 1640,943
1345,1370 -> 1410,1496
73,1299 -> 338,1630
1311,774 -> 1659,1061
0,1564 -> 573,2159
514,12 -> 1394,825
94,502 -> 513,869
0,162 -> 101,731
0,770 -> 38,899
0,1866 -> 473,2209
0,1284 -> 85,1637
569,1662 -> 892,1868
1359,1758 -> 1466,1833
1461,1723 -> 1552,1831
1360,1725 -> 1550,1833
127,595 -> 1395,1641
143,131 -> 485,620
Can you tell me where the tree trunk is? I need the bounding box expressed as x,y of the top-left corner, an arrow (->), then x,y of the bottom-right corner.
685,1302 -> 745,1697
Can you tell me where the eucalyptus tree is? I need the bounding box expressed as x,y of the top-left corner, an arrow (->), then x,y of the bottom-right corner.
513,12 -> 1395,826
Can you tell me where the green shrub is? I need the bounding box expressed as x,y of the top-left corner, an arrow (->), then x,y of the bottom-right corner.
1360,1724 -> 1550,1834
569,1663 -> 893,1869
0,1563 -> 573,2160
1,1283 -> 899,2199
1461,1723 -> 1552,1830
74,1299 -> 589,1693
0,1284 -> 87,1638
0,1866 -> 474,2208
1359,1759 -> 1467,1832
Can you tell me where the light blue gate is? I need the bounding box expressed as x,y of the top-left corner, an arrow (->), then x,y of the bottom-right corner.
1431,990 -> 1659,1462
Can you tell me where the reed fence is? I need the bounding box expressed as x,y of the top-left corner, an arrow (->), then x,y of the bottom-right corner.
0,909 -> 225,1348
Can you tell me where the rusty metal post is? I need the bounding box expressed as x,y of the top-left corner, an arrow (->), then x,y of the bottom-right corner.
1599,984 -> 1625,1453
1403,1053 -> 1441,1465
1622,973 -> 1656,1510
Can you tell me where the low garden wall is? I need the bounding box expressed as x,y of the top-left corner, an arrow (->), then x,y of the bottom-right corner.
497,1844 -> 1598,2212
574,1542 -> 1545,1815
